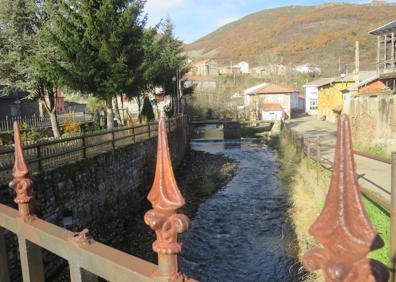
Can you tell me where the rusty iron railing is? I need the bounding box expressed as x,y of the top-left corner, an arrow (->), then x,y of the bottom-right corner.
0,118 -> 194,282
303,114 -> 389,281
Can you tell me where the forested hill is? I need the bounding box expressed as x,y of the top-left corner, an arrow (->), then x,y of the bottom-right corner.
185,3 -> 396,74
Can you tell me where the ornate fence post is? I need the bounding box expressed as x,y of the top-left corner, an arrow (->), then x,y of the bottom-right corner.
10,122 -> 45,282
303,114 -> 389,282
144,118 -> 190,282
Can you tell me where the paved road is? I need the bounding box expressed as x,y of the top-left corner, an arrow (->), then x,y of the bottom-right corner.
286,115 -> 391,205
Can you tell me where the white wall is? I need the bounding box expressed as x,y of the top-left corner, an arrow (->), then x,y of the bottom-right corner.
262,110 -> 283,121
305,86 -> 318,115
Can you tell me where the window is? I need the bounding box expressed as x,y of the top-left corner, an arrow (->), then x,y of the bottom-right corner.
310,99 -> 318,110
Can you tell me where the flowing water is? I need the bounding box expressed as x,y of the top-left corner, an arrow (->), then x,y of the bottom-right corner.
180,140 -> 301,282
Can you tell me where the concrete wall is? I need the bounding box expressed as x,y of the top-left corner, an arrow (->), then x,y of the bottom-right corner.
349,94 -> 396,151
0,120 -> 190,281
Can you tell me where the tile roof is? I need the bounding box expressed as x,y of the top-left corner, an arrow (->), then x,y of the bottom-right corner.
245,82 -> 297,95
305,77 -> 335,87
262,103 -> 284,111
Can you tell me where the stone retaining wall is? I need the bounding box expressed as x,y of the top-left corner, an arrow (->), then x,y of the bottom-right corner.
349,94 -> 396,151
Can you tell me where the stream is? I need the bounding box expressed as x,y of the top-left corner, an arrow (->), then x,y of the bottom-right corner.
180,140 -> 301,282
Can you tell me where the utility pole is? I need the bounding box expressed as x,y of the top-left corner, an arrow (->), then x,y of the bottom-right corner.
354,41 -> 360,83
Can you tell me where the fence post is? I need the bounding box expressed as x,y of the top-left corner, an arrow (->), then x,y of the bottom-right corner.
300,136 -> 304,163
316,137 -> 321,184
147,122 -> 151,138
0,228 -> 10,282
81,135 -> 87,158
111,130 -> 115,150
37,144 -> 43,172
391,152 -> 396,282
132,124 -> 136,143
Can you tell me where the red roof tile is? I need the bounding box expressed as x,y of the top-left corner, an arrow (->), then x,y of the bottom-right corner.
254,83 -> 297,94
262,103 -> 284,111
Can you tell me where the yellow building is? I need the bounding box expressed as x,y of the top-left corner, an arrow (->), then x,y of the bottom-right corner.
317,71 -> 378,122
318,78 -> 351,123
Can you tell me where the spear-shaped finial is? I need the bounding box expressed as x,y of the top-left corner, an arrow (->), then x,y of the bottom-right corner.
144,117 -> 190,281
147,117 -> 185,213
9,122 -> 32,219
303,114 -> 388,282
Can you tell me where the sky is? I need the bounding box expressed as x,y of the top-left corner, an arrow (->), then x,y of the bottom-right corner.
144,0 -> 395,43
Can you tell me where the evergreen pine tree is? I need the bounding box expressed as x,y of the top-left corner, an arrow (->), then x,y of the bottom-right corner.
49,0 -> 146,130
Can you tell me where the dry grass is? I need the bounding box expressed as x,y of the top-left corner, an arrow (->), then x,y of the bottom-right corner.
277,134 -> 330,282
277,133 -> 391,281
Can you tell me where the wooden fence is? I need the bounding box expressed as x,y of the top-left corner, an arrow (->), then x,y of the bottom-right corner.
0,115 -> 188,184
0,113 -> 93,132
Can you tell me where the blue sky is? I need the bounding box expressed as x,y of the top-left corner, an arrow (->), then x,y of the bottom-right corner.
144,0 -> 395,43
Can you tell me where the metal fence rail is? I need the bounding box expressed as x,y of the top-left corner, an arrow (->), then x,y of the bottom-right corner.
283,126 -> 391,212
0,116 -> 186,184
0,113 -> 93,132
0,116 -> 194,282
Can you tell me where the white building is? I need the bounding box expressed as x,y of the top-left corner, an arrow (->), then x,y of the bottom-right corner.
235,61 -> 249,74
296,64 -> 321,74
261,104 -> 285,121
242,82 -> 299,120
304,78 -> 334,115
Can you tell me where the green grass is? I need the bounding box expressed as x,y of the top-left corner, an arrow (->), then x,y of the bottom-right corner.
363,195 -> 390,266
354,144 -> 388,158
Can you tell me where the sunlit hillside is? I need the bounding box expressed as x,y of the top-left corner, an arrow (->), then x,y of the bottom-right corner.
185,3 -> 396,74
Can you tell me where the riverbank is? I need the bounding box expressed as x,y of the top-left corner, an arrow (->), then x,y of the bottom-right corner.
271,131 -> 391,281
51,148 -> 238,281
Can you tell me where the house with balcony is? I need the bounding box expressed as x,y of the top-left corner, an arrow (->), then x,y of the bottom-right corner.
193,59 -> 219,76
370,19 -> 396,90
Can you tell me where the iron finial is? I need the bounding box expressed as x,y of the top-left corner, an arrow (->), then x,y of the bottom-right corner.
9,122 -> 32,219
144,117 -> 190,280
303,114 -> 389,282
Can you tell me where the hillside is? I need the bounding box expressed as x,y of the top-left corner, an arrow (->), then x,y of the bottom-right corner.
185,3 -> 396,74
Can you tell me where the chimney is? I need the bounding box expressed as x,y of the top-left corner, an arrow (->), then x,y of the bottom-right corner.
354,41 -> 360,82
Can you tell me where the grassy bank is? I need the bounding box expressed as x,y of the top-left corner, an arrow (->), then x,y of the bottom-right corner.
272,132 -> 391,281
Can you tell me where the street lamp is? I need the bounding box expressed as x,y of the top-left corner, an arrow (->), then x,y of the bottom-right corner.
172,76 -> 177,115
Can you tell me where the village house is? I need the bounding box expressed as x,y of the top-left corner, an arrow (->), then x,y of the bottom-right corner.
295,64 -> 321,74
0,88 -> 39,120
218,65 -> 241,75
243,82 -> 299,121
235,61 -> 249,74
369,20 -> 396,89
304,78 -> 334,116
183,75 -> 217,91
193,59 -> 219,76
317,71 -> 376,122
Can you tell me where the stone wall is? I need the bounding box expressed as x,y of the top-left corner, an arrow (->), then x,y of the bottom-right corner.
349,93 -> 396,151
0,118 -> 190,281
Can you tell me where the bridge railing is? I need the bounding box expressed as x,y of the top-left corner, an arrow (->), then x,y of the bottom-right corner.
0,115 -> 187,184
0,117 -> 194,282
